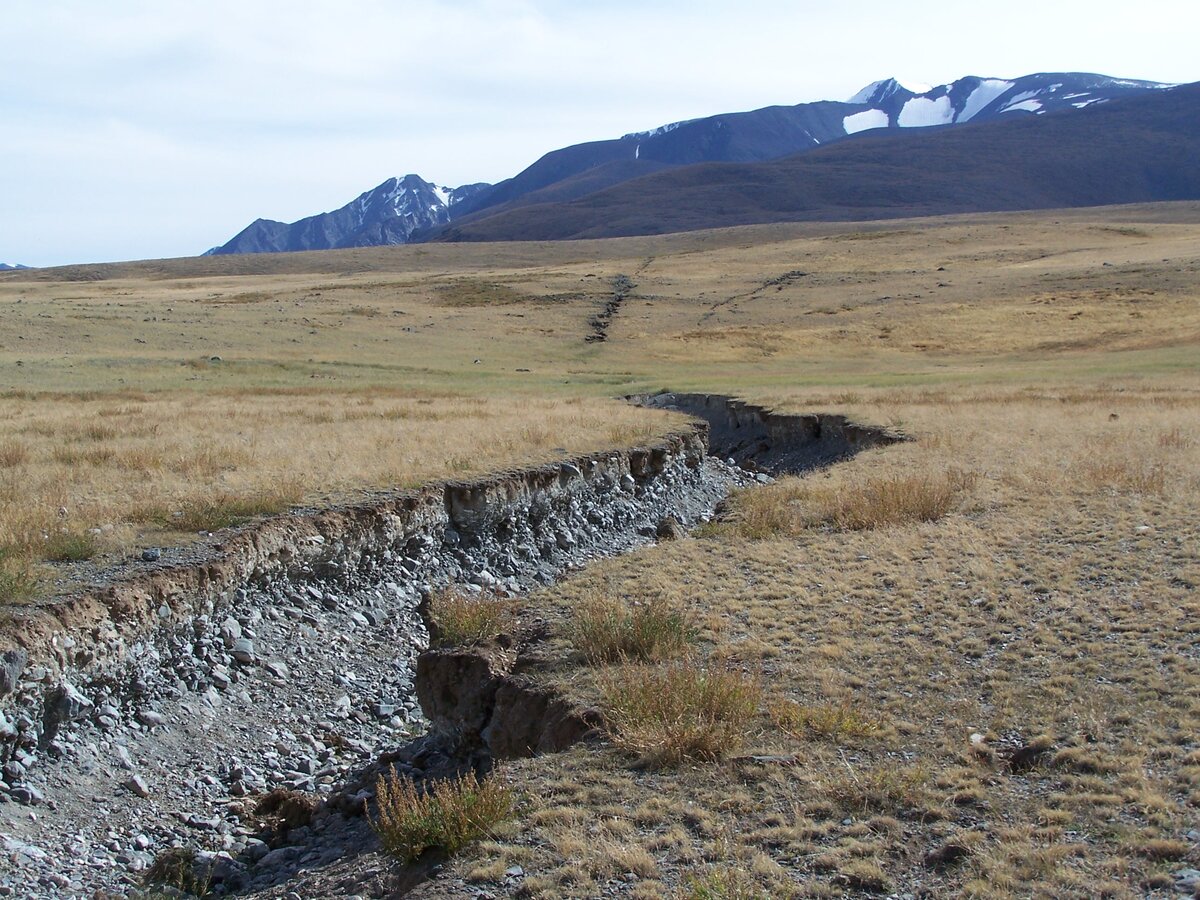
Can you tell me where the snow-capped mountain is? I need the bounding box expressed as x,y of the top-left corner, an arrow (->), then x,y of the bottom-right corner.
208,72 -> 1179,254
206,175 -> 489,255
840,73 -> 1172,134
0,263 -> 30,271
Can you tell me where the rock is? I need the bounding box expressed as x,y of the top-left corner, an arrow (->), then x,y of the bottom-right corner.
141,548 -> 160,562
620,474 -> 636,492
126,775 -> 151,798
264,660 -> 289,680
219,617 -> 242,646
137,709 -> 165,728
0,649 -> 28,698
11,784 -> 45,806
231,638 -> 256,665
1175,869 -> 1200,892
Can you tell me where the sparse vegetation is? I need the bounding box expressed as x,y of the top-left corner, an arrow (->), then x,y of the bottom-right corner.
41,530 -> 100,562
0,547 -> 39,605
599,659 -> 762,765
2,207 -> 1199,896
769,697 -> 886,743
570,592 -> 693,663
143,847 -> 211,897
370,770 -> 514,864
427,587 -> 518,647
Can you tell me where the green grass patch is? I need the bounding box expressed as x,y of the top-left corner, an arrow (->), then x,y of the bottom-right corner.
41,531 -> 100,562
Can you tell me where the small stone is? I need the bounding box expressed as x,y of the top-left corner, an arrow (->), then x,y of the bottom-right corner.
137,709 -> 165,728
505,865 -> 525,878
1175,868 -> 1200,891
126,775 -> 151,798
230,638 -> 256,665
264,660 -> 289,680
620,474 -> 636,492
11,784 -> 45,806
141,548 -> 161,562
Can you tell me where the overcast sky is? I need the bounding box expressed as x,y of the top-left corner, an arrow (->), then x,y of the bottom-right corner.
3,0 -> 1197,267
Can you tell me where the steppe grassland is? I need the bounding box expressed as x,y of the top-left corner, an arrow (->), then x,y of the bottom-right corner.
1,205 -> 1199,896
460,382 -> 1199,898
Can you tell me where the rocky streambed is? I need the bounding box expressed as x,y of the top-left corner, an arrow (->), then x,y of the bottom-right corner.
0,395 -> 904,898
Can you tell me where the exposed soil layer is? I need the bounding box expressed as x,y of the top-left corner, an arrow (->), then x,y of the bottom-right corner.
0,397 -> 903,897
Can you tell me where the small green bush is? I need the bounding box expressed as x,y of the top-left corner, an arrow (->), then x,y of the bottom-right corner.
370,770 -> 514,864
42,531 -> 99,562
0,548 -> 39,605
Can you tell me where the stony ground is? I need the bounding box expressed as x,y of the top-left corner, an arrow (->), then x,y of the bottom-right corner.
0,451 -> 747,898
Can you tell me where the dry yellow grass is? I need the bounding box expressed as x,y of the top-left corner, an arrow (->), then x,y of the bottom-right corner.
418,384 -> 1200,898
0,390 -> 677,600
2,204 -> 1199,894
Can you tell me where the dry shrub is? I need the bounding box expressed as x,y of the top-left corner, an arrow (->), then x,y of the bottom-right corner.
428,587 -> 517,647
0,442 -> 28,468
769,697 -> 884,743
810,470 -> 976,531
1073,458 -> 1166,494
679,866 -> 769,899
570,592 -> 693,664
599,659 -> 762,766
143,847 -> 211,896
726,481 -> 809,539
370,770 -> 514,864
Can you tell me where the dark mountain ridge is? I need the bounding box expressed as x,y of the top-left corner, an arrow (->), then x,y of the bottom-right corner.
207,72 -> 1181,254
430,81 -> 1200,242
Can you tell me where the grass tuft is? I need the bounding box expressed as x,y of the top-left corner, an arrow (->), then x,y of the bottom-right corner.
41,530 -> 100,562
811,470 -> 977,531
370,770 -> 514,864
679,866 -> 769,899
728,469 -> 975,537
132,484 -> 302,532
427,587 -> 518,647
143,847 -> 211,896
600,659 -> 762,766
570,592 -> 693,664
769,697 -> 885,743
0,548 -> 40,605
826,763 -> 929,814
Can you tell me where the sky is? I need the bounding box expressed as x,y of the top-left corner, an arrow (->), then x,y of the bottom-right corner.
3,0 -> 1198,267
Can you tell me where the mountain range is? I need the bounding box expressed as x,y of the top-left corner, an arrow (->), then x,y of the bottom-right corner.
0,263 -> 30,271
206,72 -> 1191,254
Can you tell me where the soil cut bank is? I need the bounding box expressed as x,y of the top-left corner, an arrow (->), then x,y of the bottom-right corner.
0,396 -> 903,897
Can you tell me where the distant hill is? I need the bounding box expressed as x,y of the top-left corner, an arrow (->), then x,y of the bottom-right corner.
431,81 -> 1200,242
0,263 -> 30,271
206,176 -> 489,255
207,72 -> 1175,254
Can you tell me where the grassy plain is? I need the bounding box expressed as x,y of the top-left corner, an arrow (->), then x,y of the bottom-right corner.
2,202 -> 1199,895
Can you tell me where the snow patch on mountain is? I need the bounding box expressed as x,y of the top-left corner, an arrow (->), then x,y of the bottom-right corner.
959,79 -> 1014,121
898,95 -> 955,127
843,109 -> 889,134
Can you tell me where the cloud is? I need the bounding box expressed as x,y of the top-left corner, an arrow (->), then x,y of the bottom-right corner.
1,0 -> 1197,265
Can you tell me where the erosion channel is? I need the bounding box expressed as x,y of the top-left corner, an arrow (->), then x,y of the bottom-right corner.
0,394 -> 903,898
